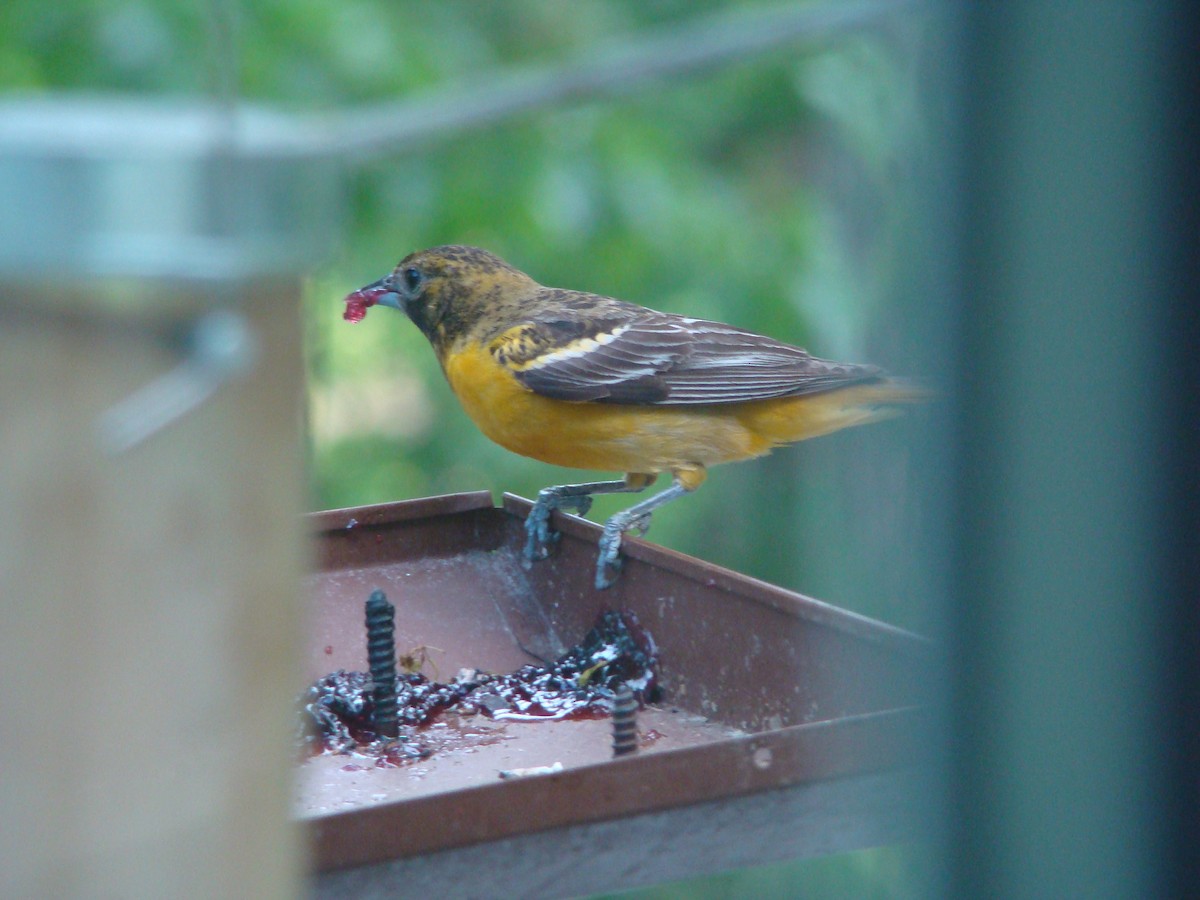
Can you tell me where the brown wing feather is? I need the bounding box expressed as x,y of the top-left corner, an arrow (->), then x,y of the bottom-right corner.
498,306 -> 883,406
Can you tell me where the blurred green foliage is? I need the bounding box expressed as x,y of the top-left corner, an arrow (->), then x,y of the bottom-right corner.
1,0 -> 930,626
4,1 -> 933,894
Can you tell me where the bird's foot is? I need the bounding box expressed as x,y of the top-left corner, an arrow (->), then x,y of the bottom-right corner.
594,510 -> 654,590
627,512 -> 653,538
522,476 -> 658,579
523,488 -> 593,566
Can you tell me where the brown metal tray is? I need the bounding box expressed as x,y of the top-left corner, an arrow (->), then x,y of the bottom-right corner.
303,492 -> 928,897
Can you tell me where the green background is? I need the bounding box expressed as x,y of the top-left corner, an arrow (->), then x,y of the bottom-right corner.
5,2 -> 935,894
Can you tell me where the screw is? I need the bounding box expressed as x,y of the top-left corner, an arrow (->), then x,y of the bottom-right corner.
365,589 -> 399,739
611,685 -> 638,757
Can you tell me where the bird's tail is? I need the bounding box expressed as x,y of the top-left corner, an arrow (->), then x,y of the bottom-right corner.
739,378 -> 930,447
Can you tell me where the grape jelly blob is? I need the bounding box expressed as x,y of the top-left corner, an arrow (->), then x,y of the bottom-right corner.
343,285 -> 396,322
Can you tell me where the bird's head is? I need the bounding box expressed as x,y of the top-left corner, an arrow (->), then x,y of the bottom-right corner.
344,245 -> 537,353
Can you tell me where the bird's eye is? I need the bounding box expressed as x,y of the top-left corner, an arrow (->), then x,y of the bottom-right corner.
403,267 -> 422,292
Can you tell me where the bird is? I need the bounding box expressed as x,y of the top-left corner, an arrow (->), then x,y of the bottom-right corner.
344,245 -> 923,590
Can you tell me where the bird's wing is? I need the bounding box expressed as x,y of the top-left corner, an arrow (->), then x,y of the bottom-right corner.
490,306 -> 883,406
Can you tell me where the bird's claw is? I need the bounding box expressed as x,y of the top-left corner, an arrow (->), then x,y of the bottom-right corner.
522,511 -> 559,565
594,510 -> 653,589
523,491 -> 594,566
595,554 -> 623,590
595,525 -> 625,590
627,513 -> 652,537
522,529 -> 556,566
562,495 -> 594,518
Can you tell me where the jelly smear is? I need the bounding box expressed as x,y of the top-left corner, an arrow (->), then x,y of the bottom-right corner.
297,610 -> 658,764
342,286 -> 394,323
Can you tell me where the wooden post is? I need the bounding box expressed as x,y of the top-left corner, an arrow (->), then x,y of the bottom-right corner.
0,101 -> 334,898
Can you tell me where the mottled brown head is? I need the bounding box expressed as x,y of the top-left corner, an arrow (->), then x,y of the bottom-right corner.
381,245 -> 538,355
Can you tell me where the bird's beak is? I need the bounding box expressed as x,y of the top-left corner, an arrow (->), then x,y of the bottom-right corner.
342,277 -> 402,322
361,277 -> 404,310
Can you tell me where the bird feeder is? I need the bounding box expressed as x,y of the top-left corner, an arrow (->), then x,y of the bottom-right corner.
304,492 -> 927,898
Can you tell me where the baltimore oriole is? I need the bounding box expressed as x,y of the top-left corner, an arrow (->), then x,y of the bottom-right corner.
345,245 -> 922,589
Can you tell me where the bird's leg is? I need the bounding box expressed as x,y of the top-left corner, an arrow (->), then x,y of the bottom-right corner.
523,474 -> 655,566
595,480 -> 692,590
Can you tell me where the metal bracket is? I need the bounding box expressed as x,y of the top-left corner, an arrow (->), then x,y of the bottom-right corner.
96,309 -> 258,454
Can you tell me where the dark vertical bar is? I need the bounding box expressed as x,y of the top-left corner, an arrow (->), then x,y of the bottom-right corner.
950,2 -> 1198,896
1161,6 -> 1200,892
